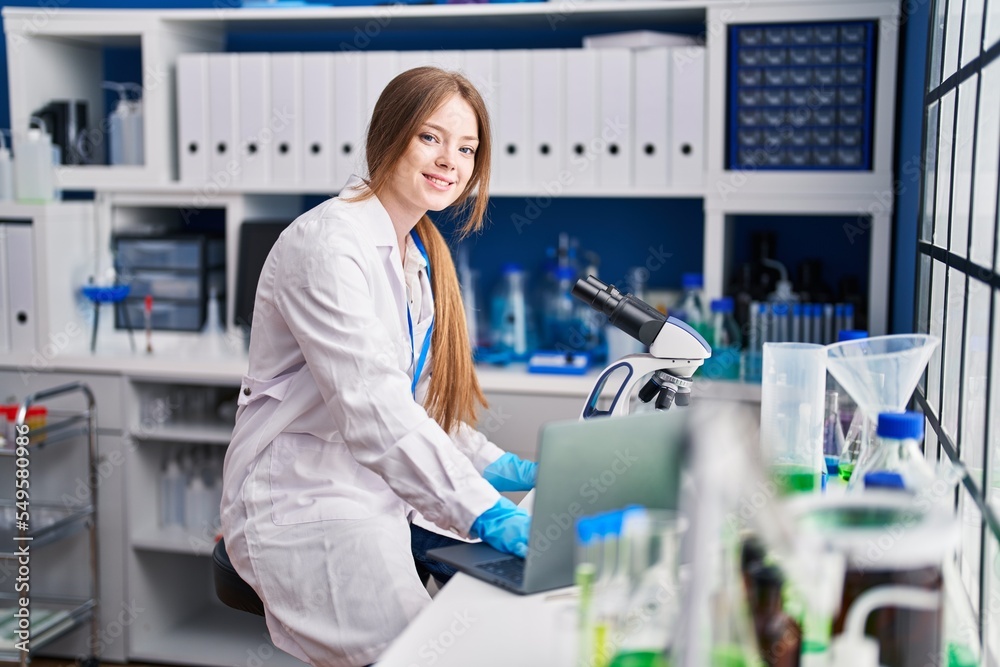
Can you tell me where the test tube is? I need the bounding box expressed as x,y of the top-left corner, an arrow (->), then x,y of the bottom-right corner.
810,304 -> 823,344
834,304 -> 845,336
773,303 -> 789,342
576,518 -> 599,667
792,303 -> 802,343
823,303 -> 835,345
759,303 -> 771,345
844,303 -> 855,331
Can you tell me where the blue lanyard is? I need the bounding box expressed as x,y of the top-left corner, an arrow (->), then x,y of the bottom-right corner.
407,230 -> 433,396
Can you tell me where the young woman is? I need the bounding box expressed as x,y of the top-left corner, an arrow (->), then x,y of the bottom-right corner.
220,67 -> 536,667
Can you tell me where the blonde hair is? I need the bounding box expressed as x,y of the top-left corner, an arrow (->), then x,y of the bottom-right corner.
350,66 -> 491,433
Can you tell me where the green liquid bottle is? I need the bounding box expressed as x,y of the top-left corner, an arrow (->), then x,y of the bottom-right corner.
839,462 -> 854,482
771,464 -> 820,495
609,650 -> 671,667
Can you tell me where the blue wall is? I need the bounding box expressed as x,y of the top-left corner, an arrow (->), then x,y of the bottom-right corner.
0,1 -> 923,319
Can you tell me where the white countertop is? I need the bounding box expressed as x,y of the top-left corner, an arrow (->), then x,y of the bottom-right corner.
0,330 -> 761,401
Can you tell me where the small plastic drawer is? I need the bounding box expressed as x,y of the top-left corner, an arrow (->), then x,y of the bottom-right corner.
840,67 -> 865,85
814,67 -> 838,86
814,47 -> 838,66
737,129 -> 763,147
813,128 -> 837,147
811,88 -> 837,106
738,88 -> 763,106
839,107 -> 864,125
788,129 -> 811,146
763,68 -> 788,86
838,128 -> 863,147
116,298 -> 204,332
764,28 -> 788,45
788,48 -> 813,66
841,24 -> 867,43
839,46 -> 866,65
126,269 -> 225,301
787,68 -> 813,86
763,89 -> 787,106
738,68 -> 763,86
762,48 -> 787,66
786,148 -> 811,167
738,108 -> 762,126
738,28 -> 764,46
837,148 -> 863,166
839,87 -> 864,105
788,27 -> 814,45
761,149 -> 786,167
812,147 -> 836,167
813,108 -> 837,126
788,88 -> 810,106
762,128 -> 785,147
814,25 -> 840,44
115,237 -> 224,271
762,109 -> 787,126
786,108 -> 810,127
738,49 -> 763,66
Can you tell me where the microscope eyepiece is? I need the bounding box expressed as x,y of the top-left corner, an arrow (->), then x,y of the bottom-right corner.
572,276 -> 667,347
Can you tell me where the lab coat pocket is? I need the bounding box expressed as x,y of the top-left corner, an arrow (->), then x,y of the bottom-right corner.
268,434 -> 378,525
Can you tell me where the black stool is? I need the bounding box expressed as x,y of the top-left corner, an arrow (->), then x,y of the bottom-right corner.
213,538 -> 265,616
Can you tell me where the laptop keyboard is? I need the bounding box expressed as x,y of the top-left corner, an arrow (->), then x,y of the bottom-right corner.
478,557 -> 525,586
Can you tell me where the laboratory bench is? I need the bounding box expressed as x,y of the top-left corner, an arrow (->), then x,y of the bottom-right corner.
0,333 -> 757,666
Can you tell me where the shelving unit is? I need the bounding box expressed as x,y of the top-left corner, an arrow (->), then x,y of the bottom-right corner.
0,2 -> 899,665
0,383 -> 99,667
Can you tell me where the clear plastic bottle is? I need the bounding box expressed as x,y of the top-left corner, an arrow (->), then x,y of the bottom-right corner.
851,411 -> 934,493
160,455 -> 185,528
707,297 -> 741,380
678,273 -> 707,336
490,264 -> 534,361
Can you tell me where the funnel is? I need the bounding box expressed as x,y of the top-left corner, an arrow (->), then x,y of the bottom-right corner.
825,335 -> 940,418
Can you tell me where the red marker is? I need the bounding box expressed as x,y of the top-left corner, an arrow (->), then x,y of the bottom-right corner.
144,294 -> 153,353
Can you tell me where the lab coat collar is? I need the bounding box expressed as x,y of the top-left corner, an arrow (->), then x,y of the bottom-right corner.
340,175 -> 398,250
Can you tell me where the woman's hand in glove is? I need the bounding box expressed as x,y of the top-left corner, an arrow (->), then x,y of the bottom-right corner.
470,497 -> 531,558
482,452 -> 538,492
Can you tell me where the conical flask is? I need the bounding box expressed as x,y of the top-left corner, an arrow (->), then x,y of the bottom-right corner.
825,335 -> 939,489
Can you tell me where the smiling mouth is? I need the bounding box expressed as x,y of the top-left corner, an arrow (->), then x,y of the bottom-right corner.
423,174 -> 454,189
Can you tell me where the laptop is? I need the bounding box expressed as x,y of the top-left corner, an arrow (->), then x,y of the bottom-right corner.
427,410 -> 688,595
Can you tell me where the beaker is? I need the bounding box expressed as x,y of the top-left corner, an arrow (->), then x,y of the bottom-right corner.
609,509 -> 683,667
760,343 -> 826,494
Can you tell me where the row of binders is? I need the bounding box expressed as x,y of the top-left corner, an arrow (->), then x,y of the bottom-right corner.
176,47 -> 706,193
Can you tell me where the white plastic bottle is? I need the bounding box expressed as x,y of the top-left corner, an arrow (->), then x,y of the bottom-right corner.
160,456 -> 185,528
103,81 -> 144,166
14,118 -> 54,203
0,130 -> 14,201
185,474 -> 211,533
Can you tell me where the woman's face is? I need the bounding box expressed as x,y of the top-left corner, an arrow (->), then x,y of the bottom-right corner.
386,93 -> 480,217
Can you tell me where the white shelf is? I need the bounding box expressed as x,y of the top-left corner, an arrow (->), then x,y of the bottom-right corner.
131,605 -> 307,667
132,527 -> 218,556
131,419 -> 233,444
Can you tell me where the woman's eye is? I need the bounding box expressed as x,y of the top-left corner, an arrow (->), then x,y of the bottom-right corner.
460,147 -> 476,155
420,133 -> 437,143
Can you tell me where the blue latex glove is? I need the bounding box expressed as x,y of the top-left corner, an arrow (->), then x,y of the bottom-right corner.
482,452 -> 538,492
470,497 -> 531,558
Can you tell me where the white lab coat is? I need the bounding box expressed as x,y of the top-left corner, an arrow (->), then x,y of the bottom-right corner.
221,176 -> 505,667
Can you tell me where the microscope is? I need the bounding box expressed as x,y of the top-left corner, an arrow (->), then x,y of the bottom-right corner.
572,276 -> 712,418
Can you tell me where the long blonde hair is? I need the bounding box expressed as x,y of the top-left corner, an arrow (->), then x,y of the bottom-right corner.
350,66 -> 491,433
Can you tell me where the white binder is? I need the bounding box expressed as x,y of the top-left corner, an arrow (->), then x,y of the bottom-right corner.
364,51 -> 401,131
563,49 -> 599,193
670,46 -> 706,188
177,53 -> 209,185
207,54 -> 239,185
461,50 -> 498,179
333,53 -> 364,188
270,53 -> 303,187
597,48 -> 633,190
633,47 -> 671,189
237,53 -> 271,188
495,50 -> 531,191
529,49 -> 564,189
3,223 -> 36,353
301,52 -> 334,190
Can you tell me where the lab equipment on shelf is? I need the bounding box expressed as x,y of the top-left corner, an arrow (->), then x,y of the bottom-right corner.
102,81 -> 144,166
158,444 -> 224,539
701,297 -> 742,381
674,272 -> 709,338
572,275 -> 710,417
0,130 -> 12,201
760,342 -> 826,495
848,412 -> 934,493
489,263 -> 535,362
14,117 -> 55,203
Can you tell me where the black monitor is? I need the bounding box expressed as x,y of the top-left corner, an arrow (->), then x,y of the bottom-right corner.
234,221 -> 291,330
